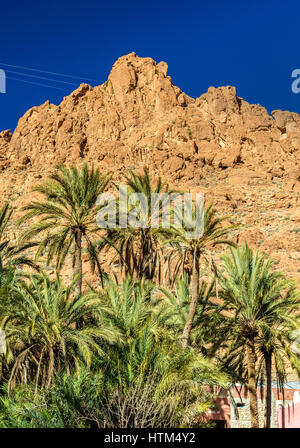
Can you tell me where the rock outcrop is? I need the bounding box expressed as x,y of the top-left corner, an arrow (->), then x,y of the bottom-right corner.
2,52 -> 300,281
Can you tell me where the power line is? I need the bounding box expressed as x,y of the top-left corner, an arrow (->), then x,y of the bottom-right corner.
6,76 -> 72,92
0,62 -> 101,82
5,69 -> 80,86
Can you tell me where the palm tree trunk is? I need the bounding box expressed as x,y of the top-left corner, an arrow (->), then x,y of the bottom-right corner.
264,350 -> 272,428
181,249 -> 199,348
74,229 -> 82,299
74,230 -> 83,329
246,338 -> 259,428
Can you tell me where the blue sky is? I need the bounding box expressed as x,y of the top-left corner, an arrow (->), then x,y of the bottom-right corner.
0,0 -> 300,131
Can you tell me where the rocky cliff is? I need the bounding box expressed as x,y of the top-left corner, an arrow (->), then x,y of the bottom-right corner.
1,52 -> 300,280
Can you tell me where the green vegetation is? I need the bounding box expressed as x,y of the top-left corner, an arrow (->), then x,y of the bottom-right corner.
0,164 -> 298,428
215,245 -> 300,427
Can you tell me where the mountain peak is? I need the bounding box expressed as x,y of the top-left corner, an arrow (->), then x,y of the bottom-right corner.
1,54 -> 300,281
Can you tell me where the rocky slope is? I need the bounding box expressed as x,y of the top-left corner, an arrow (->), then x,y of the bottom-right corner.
1,52 -> 300,281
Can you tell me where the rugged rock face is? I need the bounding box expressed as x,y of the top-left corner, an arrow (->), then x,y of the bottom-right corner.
1,52 -> 300,281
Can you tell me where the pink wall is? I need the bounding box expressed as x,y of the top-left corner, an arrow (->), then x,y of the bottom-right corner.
277,402 -> 300,428
204,398 -> 231,427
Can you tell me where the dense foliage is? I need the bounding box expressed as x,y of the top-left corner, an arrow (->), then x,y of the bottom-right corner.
0,164 -> 298,428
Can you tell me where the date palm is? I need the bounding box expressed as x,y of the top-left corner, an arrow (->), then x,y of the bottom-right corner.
0,202 -> 36,275
157,273 -> 217,348
18,163 -> 111,297
216,244 -> 300,428
165,204 -> 237,348
91,276 -> 228,427
4,273 -> 118,393
102,169 -> 179,281
256,296 -> 300,428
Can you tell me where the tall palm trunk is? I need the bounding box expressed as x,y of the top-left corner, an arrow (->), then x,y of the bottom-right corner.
74,229 -> 82,299
264,350 -> 272,428
74,229 -> 83,329
181,248 -> 199,348
246,338 -> 259,428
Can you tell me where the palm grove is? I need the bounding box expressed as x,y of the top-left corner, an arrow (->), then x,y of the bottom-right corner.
0,162 -> 298,428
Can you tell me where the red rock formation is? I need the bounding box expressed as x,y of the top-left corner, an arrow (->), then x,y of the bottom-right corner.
1,52 -> 300,281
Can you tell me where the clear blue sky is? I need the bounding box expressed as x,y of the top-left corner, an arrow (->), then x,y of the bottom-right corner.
0,0 -> 300,131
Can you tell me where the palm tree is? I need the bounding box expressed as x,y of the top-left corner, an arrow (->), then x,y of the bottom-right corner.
94,275 -> 162,383
3,273 -> 118,393
90,276 -> 228,427
0,202 -> 36,275
256,295 -> 300,428
216,244 -> 300,428
0,368 -> 105,428
18,163 -> 111,298
101,169 -> 179,282
157,273 -> 218,348
165,204 -> 237,348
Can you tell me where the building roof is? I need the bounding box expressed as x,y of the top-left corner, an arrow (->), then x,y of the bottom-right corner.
271,381 -> 300,390
234,381 -> 300,390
